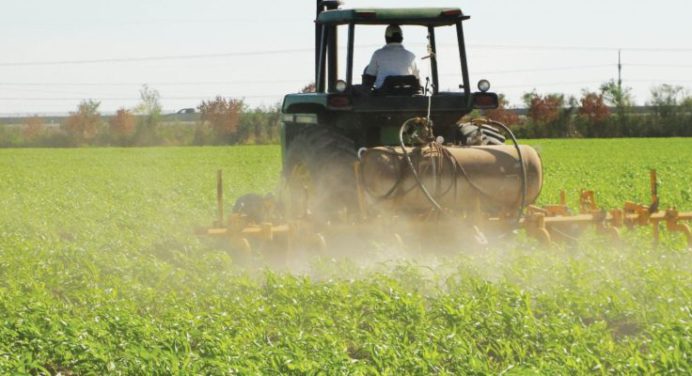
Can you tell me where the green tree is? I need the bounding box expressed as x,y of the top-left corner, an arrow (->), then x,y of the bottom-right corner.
683,95 -> 692,137
133,85 -> 162,145
240,104 -> 281,144
649,84 -> 685,116
600,80 -> 633,136
648,84 -> 687,136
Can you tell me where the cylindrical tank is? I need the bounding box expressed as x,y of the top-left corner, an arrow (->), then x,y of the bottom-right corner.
359,144 -> 543,216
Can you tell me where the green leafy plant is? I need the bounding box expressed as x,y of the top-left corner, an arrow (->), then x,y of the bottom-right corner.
0,140 -> 690,374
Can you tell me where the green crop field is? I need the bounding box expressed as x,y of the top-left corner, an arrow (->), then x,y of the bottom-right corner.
0,139 -> 690,374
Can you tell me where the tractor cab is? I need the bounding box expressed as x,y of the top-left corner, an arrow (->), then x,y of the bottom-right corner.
281,1 -> 499,150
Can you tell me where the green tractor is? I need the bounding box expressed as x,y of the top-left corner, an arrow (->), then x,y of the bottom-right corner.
199,2 -> 692,257
201,1 -> 544,259
279,1 -> 542,224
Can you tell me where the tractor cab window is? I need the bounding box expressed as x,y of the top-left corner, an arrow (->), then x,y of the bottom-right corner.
431,25 -> 466,93
333,23 -> 467,95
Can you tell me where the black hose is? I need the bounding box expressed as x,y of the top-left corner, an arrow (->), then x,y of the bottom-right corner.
359,148 -> 405,200
398,118 -> 446,212
359,146 -> 454,202
364,117 -> 527,224
487,119 -> 527,222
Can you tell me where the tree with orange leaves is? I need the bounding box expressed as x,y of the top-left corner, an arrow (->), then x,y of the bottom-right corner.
22,116 -> 44,142
524,92 -> 564,124
579,92 -> 610,123
484,94 -> 519,126
198,96 -> 244,144
109,108 -> 136,144
520,91 -> 568,137
63,100 -> 101,145
575,91 -> 612,137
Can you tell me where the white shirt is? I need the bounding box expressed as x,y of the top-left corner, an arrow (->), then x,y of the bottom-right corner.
365,43 -> 420,88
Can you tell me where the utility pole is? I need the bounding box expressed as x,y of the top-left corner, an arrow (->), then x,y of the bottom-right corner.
617,49 -> 622,92
616,49 -> 625,133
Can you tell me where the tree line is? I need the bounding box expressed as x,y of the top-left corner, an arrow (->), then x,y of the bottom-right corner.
1,81 -> 691,148
0,86 -> 282,148
486,81 -> 692,138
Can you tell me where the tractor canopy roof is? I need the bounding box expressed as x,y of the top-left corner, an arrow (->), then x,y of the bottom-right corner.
317,8 -> 469,26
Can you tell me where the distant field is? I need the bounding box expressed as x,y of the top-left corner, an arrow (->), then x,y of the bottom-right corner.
0,139 -> 690,374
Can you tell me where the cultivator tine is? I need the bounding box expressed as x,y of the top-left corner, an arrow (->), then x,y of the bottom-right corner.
524,169 -> 692,247
664,209 -> 692,246
649,208 -> 692,247
539,190 -> 570,216
216,169 -> 224,227
650,169 -> 659,213
523,210 -> 552,244
579,191 -> 598,214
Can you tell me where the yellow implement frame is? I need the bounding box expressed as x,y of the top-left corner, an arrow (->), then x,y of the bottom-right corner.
199,169 -> 691,252
523,170 -> 692,247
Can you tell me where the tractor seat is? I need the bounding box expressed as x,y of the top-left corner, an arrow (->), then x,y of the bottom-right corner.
375,75 -> 421,96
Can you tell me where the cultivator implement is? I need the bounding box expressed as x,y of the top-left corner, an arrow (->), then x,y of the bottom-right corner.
198,167 -> 691,259
523,170 -> 692,247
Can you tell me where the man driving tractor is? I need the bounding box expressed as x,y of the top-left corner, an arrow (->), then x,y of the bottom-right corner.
363,24 -> 420,89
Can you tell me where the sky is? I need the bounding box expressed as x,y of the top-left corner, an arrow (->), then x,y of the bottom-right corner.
1,0 -> 691,115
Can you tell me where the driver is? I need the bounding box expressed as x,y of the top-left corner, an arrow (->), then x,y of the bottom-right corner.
363,24 -> 420,89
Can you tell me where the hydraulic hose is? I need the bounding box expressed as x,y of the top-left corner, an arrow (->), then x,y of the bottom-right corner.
485,119 -> 527,222
369,117 -> 527,224
398,118 -> 445,212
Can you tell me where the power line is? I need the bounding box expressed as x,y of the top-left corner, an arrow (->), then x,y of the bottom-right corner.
2,78 -> 692,101
0,64 -> 650,87
472,64 -> 613,75
0,80 -> 308,87
627,63 -> 692,68
626,79 -> 692,83
0,49 -> 313,67
2,45 -> 691,67
499,81 -> 603,89
467,44 -> 692,53
0,95 -> 282,101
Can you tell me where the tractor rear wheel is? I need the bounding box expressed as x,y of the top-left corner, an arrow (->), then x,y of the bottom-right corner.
283,126 -> 358,223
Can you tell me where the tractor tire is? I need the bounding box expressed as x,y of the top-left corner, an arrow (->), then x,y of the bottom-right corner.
283,125 -> 358,223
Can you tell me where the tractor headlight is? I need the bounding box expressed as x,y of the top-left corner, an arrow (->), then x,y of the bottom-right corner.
477,79 -> 491,92
335,80 -> 347,93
